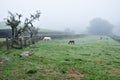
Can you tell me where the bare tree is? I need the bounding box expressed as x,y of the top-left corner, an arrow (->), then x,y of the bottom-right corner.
22,11 -> 40,38
5,11 -> 22,39
5,11 -> 41,39
5,11 -> 41,48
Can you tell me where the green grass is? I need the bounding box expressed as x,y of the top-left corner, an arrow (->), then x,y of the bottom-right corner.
0,35 -> 120,80
0,38 -> 6,42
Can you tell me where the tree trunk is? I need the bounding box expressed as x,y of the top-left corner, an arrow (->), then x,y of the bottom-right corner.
6,37 -> 9,50
11,28 -> 14,39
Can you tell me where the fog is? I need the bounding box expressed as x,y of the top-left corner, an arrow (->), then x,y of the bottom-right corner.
0,0 -> 120,34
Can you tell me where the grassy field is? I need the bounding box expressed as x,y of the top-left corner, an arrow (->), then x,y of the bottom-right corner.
0,38 -> 6,42
0,35 -> 120,80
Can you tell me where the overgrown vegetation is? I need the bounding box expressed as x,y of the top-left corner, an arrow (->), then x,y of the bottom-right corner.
0,35 -> 120,80
3,11 -> 40,49
5,11 -> 40,39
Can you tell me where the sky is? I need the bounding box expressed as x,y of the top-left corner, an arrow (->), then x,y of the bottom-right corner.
0,0 -> 120,33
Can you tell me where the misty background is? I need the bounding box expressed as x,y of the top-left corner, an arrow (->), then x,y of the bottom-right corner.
0,0 -> 120,35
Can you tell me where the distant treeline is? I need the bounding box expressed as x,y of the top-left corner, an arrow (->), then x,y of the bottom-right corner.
0,29 -> 86,40
38,32 -> 86,40
110,35 -> 120,42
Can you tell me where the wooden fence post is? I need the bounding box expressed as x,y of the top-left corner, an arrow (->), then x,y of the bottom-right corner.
19,38 -> 23,49
6,37 -> 9,50
24,39 -> 27,47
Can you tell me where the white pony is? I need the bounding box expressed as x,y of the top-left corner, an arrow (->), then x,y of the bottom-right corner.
43,37 -> 51,41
